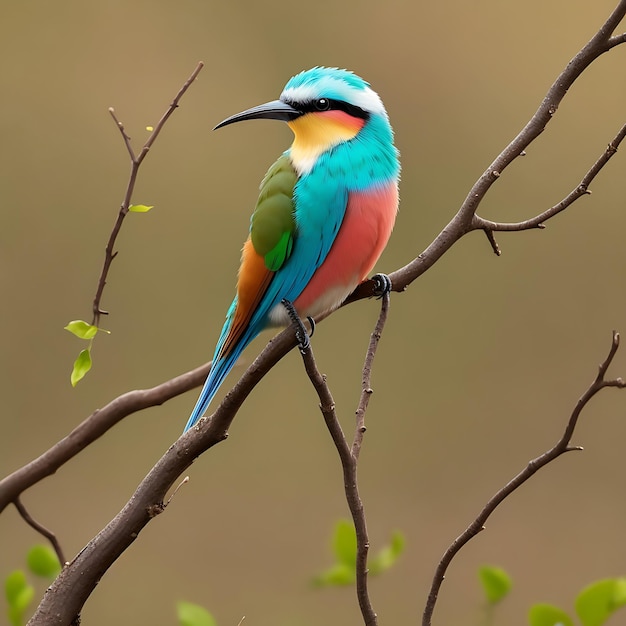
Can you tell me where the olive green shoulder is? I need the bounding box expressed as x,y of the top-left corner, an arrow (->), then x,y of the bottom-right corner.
250,154 -> 298,272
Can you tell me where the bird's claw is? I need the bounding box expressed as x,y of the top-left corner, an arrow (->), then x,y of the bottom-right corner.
371,273 -> 392,298
281,298 -> 312,353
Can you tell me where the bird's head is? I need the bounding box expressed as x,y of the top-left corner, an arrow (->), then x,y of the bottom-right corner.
215,67 -> 392,173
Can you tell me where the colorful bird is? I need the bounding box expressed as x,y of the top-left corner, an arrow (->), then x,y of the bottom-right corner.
184,67 -> 400,432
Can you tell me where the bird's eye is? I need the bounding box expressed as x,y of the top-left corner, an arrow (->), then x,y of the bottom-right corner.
314,98 -> 331,111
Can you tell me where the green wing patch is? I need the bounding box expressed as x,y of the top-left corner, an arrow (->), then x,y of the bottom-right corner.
250,154 -> 297,272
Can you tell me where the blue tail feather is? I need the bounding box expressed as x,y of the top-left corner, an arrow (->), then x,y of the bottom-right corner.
183,304 -> 265,432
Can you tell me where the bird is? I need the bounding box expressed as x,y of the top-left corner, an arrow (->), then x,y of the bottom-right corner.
184,67 -> 400,432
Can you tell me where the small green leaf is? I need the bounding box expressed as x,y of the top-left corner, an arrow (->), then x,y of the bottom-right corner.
5,570 -> 34,626
64,320 -> 98,339
613,578 -> 626,606
128,204 -> 154,213
27,545 -> 61,578
312,563 -> 355,587
177,601 -> 217,626
332,519 -> 357,567
528,603 -> 574,626
369,530 -> 406,575
575,578 -> 626,626
478,565 -> 513,605
5,570 -> 28,606
70,348 -> 92,386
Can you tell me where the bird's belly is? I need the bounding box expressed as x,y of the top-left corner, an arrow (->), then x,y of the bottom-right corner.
268,280 -> 359,326
269,181 -> 398,326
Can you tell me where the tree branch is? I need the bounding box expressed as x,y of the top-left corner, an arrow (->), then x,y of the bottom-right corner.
296,292 -> 391,626
14,497 -> 67,565
91,62 -> 204,326
0,361 -> 211,514
473,122 -> 626,234
422,331 -> 626,626
27,330 -> 296,626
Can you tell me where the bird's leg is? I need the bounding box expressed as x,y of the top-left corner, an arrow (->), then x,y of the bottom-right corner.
281,298 -> 312,353
371,273 -> 392,298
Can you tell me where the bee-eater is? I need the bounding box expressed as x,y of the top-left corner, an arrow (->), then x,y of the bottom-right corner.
184,67 -> 400,432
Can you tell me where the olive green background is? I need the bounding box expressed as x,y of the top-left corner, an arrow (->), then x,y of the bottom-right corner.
2,1 -> 625,624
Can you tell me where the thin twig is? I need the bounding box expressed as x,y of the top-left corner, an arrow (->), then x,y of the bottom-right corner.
14,497 -> 66,565
298,343 -> 378,626
352,291 -> 390,460
422,331 -> 626,626
473,123 -> 626,234
0,360 -> 212,514
296,293 -> 391,625
91,62 -> 204,326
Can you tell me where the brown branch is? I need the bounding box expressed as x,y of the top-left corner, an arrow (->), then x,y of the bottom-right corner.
27,330 -> 296,626
0,361 -> 211,514
473,122 -> 626,234
296,293 -> 391,626
298,345 -> 378,626
352,291 -> 390,460
91,62 -> 204,326
14,497 -> 67,565
422,331 -> 626,626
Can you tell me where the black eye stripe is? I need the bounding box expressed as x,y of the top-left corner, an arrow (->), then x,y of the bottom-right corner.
285,98 -> 370,121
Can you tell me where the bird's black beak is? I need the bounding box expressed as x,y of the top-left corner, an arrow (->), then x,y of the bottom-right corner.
214,99 -> 303,130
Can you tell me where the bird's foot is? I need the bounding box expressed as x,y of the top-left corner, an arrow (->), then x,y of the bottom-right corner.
281,298 -> 313,353
371,273 -> 392,298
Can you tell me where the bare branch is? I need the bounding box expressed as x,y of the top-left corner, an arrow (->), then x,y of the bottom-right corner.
14,497 -> 66,565
352,291 -> 390,460
297,347 -> 365,621
0,361 -> 211,514
422,331 -> 626,626
91,62 -> 204,326
26,330 -> 297,626
286,293 -> 391,625
473,123 -> 626,233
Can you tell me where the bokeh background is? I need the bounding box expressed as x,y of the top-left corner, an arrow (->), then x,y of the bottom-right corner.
2,1 -> 625,624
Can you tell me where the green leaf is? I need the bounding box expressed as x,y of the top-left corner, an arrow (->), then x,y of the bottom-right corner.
5,570 -> 34,626
70,348 -> 92,386
332,519 -> 357,567
177,601 -> 217,626
128,204 -> 154,213
369,530 -> 406,576
575,578 -> 626,626
613,578 -> 626,606
312,563 -> 355,587
5,570 -> 28,606
478,565 -> 513,605
27,545 -> 61,578
528,603 -> 574,626
64,320 -> 98,339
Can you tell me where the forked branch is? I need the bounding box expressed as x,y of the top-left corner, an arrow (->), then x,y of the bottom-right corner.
296,292 -> 391,626
91,62 -> 204,326
422,331 -> 626,626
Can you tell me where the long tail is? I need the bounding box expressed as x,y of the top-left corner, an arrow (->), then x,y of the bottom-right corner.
184,307 -> 263,432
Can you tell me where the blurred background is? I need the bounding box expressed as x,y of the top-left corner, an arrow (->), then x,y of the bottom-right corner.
1,1 -> 625,624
